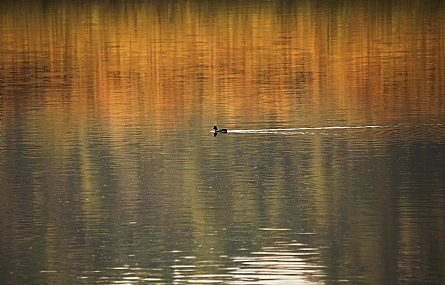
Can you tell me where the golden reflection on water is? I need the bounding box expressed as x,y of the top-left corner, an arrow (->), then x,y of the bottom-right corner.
2,1 -> 444,134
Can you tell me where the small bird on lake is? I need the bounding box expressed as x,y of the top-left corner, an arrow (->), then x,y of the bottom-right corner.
212,126 -> 227,136
213,126 -> 227,133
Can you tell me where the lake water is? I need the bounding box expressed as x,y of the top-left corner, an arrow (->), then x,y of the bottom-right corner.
2,1 -> 445,284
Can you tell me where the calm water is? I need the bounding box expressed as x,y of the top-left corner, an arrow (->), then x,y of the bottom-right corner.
2,1 -> 445,284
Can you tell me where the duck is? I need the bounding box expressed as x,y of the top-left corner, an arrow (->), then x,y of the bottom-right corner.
212,126 -> 227,136
213,126 -> 227,133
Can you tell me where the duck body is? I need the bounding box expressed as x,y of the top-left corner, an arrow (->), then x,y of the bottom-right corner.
212,126 -> 227,133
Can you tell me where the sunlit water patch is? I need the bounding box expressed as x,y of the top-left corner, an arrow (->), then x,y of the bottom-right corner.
229,237 -> 324,284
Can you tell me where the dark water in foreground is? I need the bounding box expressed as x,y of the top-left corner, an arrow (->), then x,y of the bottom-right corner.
2,1 -> 445,284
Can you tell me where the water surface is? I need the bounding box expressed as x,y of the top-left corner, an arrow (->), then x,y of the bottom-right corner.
1,1 -> 445,284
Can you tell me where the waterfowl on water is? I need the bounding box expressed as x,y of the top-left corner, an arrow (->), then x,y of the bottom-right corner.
212,126 -> 227,136
212,126 -> 227,133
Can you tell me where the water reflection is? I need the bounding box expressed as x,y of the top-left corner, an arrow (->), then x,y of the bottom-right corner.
86,248 -> 324,285
2,1 -> 445,285
229,236 -> 324,285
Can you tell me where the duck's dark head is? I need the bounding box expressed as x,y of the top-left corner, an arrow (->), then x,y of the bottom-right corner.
213,126 -> 218,131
